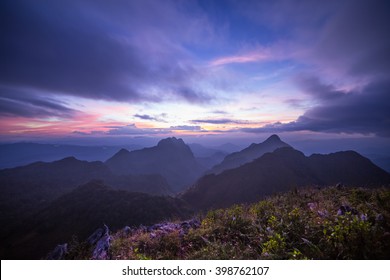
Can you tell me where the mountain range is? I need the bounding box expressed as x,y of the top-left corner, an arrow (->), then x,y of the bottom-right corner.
181,147 -> 390,210
0,134 -> 389,259
0,143 -> 142,169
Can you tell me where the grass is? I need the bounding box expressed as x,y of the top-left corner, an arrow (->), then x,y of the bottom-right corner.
65,186 -> 390,260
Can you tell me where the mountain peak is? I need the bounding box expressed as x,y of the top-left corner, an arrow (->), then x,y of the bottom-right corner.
57,156 -> 79,163
157,137 -> 186,148
117,148 -> 130,155
209,134 -> 290,175
264,134 -> 281,143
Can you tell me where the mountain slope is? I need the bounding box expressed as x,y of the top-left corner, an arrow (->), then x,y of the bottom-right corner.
105,137 -> 206,192
1,181 -> 192,259
181,147 -> 390,210
209,134 -> 290,174
0,157 -> 172,228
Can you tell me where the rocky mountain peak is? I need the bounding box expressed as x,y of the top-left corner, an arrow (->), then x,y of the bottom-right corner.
264,134 -> 282,143
157,137 -> 186,148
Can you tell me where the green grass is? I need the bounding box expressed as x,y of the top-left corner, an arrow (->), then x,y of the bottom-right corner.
66,186 -> 390,260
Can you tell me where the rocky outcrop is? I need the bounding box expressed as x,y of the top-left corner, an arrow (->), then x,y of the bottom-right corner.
91,225 -> 111,260
46,243 -> 68,260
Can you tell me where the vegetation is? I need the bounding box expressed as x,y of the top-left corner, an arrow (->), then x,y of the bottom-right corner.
66,186 -> 390,260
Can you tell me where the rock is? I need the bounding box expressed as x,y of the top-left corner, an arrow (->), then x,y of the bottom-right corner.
307,202 -> 317,211
317,210 -> 329,218
47,243 -> 68,260
180,218 -> 200,234
376,214 -> 384,221
123,226 -> 132,235
91,224 -> 111,260
87,228 -> 104,245
337,205 -> 358,216
360,214 -> 368,221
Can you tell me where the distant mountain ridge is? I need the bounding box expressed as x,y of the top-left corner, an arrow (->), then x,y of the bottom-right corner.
0,143 -> 141,169
105,137 -> 206,192
209,134 -> 291,174
182,147 -> 390,210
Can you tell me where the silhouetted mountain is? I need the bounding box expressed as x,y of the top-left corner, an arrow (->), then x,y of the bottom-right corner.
0,157 -> 172,228
105,137 -> 206,192
1,181 -> 192,259
0,143 -> 141,169
209,134 -> 291,174
182,147 -> 390,210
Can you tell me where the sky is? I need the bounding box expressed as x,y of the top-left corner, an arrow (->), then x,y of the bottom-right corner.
1,0 -> 389,151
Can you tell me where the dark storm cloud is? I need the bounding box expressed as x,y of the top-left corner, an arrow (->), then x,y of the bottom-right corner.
242,78 -> 390,137
243,0 -> 390,137
295,76 -> 344,101
0,1 -> 146,102
0,87 -> 77,118
314,0 -> 390,78
0,0 -> 212,104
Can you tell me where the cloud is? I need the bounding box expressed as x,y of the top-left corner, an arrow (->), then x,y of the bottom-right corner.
107,124 -> 171,135
191,118 -> 253,125
313,0 -> 390,79
242,78 -> 390,137
72,130 -> 102,136
134,114 -> 156,121
238,0 -> 390,138
209,50 -> 272,66
211,110 -> 228,114
175,87 -> 213,104
0,0 -> 215,104
170,125 -> 202,131
284,98 -> 306,109
0,86 -> 77,118
295,76 -> 345,101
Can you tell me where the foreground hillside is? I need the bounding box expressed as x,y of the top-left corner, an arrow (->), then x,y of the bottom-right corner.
64,186 -> 390,260
0,181 -> 192,259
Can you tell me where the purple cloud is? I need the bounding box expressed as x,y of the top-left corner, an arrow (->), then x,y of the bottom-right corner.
170,125 -> 202,131
107,124 -> 170,135
0,0 -> 215,105
191,119 -> 253,125
242,78 -> 390,137
0,86 -> 77,118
